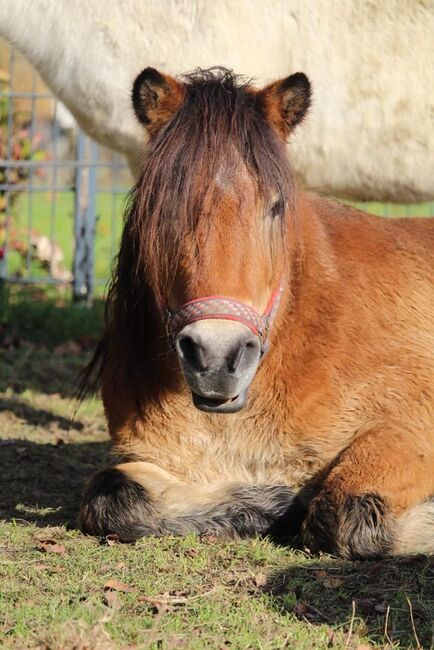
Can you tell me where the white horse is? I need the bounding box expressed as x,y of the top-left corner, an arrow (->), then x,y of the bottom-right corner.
1,0 -> 433,201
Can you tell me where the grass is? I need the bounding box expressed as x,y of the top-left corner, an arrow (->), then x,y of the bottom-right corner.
0,288 -> 433,649
4,191 -> 126,282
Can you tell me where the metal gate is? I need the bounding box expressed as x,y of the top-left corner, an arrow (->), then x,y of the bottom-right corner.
0,43 -> 131,302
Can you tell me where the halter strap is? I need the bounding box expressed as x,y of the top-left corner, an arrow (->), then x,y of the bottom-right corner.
164,280 -> 284,355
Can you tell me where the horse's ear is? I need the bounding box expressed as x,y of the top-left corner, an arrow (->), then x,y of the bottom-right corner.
258,72 -> 311,138
132,67 -> 186,133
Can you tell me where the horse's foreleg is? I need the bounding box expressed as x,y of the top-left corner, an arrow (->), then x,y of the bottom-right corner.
79,461 -> 296,541
301,427 -> 434,558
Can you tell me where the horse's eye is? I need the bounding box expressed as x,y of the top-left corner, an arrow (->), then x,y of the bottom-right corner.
270,198 -> 284,219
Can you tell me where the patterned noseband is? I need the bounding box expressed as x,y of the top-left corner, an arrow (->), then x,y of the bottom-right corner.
164,280 -> 284,355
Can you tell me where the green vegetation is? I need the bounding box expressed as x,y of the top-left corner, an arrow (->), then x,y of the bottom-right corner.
5,191 -> 127,282
0,291 -> 433,649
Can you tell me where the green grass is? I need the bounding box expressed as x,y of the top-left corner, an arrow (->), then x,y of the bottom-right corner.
0,291 -> 433,648
5,191 -> 127,281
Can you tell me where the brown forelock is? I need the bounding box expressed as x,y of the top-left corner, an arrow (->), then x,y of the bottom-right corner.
123,68 -> 296,305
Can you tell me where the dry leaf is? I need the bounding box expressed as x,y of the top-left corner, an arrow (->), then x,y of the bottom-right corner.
36,539 -> 66,554
294,600 -> 327,622
53,340 -> 81,355
314,569 -> 328,579
327,630 -> 337,647
324,577 -> 345,588
254,573 -> 268,588
137,593 -> 172,615
374,603 -> 388,614
294,601 -> 309,616
354,598 -> 376,614
102,533 -> 120,547
103,589 -> 120,609
104,578 -> 133,593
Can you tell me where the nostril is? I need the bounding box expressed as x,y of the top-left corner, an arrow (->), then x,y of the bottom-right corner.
228,338 -> 259,373
177,335 -> 208,372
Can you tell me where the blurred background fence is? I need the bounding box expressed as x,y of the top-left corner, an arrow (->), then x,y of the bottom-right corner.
0,42 -> 132,302
0,42 -> 433,303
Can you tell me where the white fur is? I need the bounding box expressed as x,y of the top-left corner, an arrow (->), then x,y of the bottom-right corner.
395,501 -> 434,555
1,1 -> 434,200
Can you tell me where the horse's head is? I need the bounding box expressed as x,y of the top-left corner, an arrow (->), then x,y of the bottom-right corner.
130,67 -> 310,413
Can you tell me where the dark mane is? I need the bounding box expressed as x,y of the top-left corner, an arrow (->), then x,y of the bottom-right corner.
76,67 -> 296,401
128,66 -> 295,299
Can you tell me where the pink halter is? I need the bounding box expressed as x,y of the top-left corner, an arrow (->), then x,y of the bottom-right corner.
164,281 -> 284,354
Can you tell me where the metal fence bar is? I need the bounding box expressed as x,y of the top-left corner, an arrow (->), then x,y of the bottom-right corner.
0,48 -> 15,282
0,159 -> 126,168
25,66 -> 37,273
0,92 -> 55,99
0,184 -> 128,193
5,276 -> 71,285
72,133 -> 98,301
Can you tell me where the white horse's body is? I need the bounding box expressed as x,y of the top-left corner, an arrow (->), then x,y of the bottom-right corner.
1,0 -> 433,200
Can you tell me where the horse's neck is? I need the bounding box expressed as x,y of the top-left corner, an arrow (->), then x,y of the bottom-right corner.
288,192 -> 340,297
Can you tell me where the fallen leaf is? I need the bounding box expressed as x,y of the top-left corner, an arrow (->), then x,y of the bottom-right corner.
102,533 -> 120,547
327,630 -> 337,647
374,603 -> 388,614
104,578 -> 133,593
254,573 -> 268,588
103,589 -> 120,609
36,539 -> 66,554
362,562 -> 383,576
314,569 -> 328,579
324,577 -> 345,588
53,340 -> 81,355
294,601 -> 309,617
137,593 -> 172,615
293,600 -> 322,621
353,598 -> 375,614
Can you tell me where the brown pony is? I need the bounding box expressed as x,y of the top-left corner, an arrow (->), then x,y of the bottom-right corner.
80,67 -> 434,559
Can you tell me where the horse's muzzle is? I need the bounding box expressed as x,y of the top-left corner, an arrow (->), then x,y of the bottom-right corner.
175,320 -> 261,413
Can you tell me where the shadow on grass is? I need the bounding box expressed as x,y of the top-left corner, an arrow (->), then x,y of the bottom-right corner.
0,397 -> 84,431
263,555 -> 434,648
1,287 -> 103,398
1,346 -> 93,399
0,437 -> 110,527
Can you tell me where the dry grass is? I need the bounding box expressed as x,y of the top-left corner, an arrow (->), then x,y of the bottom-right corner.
0,292 -> 433,649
